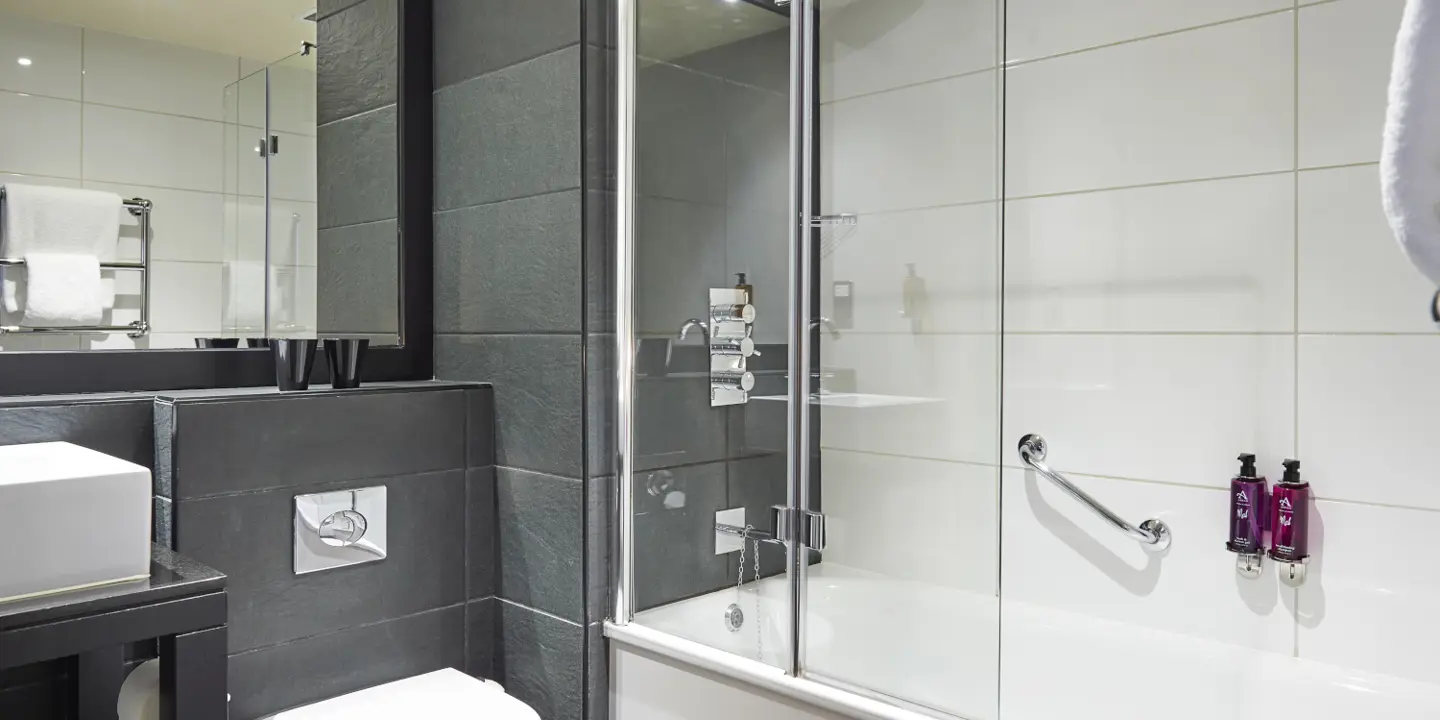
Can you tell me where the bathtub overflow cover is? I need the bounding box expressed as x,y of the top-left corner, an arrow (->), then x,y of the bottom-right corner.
723,603 -> 745,632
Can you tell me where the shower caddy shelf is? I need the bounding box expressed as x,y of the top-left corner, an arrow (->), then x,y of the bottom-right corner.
0,190 -> 152,338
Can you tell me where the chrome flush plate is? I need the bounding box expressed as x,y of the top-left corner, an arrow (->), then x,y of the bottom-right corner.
294,486 -> 388,575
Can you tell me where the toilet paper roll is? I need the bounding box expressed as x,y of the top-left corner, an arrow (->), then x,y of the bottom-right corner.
116,659 -> 160,720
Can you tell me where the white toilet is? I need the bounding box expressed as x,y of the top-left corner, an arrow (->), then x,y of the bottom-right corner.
266,668 -> 541,719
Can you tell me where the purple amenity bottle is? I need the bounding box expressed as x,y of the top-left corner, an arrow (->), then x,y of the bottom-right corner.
1226,453 -> 1267,578
1269,459 -> 1310,585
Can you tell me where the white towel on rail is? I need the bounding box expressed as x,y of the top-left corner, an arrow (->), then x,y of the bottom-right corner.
1382,0 -> 1440,288
19,253 -> 104,326
0,183 -> 121,316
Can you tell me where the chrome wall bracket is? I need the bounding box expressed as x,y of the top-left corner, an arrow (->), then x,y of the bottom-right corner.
715,505 -> 827,552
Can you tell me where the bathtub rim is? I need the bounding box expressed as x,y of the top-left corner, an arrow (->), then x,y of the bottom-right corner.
604,622 -> 955,720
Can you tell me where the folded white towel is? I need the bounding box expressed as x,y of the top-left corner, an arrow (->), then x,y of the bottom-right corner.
20,253 -> 103,327
1381,0 -> 1440,287
1,183 -> 121,315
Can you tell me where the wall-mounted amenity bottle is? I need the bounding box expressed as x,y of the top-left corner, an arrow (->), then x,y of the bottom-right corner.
735,273 -> 754,306
1269,459 -> 1310,585
1226,453 -> 1267,577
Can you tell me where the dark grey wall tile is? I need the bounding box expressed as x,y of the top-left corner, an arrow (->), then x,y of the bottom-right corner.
316,0 -> 366,20
499,601 -> 584,720
467,386 -> 496,467
0,400 -> 152,467
318,104 -> 398,229
466,598 -> 498,679
586,622 -> 608,720
434,0 -> 581,89
434,46 -> 581,210
585,334 -> 615,477
317,219 -> 400,335
672,28 -> 790,94
435,335 -> 583,477
175,471 -> 466,653
498,468 -> 583,622
584,191 -> 615,334
317,0 -> 398,125
727,453 -> 788,579
229,605 -> 464,720
634,376 -> 728,472
632,463 -> 729,611
434,191 -> 582,334
585,474 -> 613,624
468,467 -> 498,599
634,196 -> 726,337
636,62 -> 726,204
169,389 -> 465,499
154,400 -> 174,497
154,495 -> 173,548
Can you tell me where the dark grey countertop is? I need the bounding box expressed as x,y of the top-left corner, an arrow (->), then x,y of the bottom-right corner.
0,379 -> 489,408
0,544 -> 225,631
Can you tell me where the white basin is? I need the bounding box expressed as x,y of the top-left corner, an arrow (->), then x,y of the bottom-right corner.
0,442 -> 151,603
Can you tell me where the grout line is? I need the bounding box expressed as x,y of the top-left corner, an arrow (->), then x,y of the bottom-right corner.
497,597 -> 585,628
1004,7 -> 1299,69
820,65 -> 999,107
316,101 -> 396,131
496,464 -> 586,484
178,467 -> 465,502
635,55 -> 787,96
228,602 -> 469,658
319,217 -> 398,233
1009,168 -> 1295,202
434,43 -> 583,94
818,446 -> 1001,473
433,186 -> 582,216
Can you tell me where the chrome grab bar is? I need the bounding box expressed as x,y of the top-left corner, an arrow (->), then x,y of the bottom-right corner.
1017,434 -> 1172,551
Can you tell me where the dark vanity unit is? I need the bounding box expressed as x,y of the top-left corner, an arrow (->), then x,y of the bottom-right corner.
0,546 -> 227,720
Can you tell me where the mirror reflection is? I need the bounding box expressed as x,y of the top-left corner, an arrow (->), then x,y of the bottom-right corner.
0,0 -> 401,351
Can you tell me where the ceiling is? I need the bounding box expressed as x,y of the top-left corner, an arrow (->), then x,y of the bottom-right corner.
0,0 -> 317,64
639,0 -> 789,62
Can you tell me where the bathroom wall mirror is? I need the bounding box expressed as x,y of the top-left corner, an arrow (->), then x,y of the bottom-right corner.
0,0 -> 411,355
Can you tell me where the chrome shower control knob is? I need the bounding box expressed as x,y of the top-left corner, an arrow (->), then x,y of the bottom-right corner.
711,337 -> 757,357
713,370 -> 755,392
710,303 -> 756,324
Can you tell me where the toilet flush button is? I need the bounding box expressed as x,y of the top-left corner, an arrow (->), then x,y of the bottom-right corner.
319,509 -> 368,547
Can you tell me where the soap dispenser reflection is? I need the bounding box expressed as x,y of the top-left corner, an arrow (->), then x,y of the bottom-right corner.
900,263 -> 928,333
1226,453 -> 1267,578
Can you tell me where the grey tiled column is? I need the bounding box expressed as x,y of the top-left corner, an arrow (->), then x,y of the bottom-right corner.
432,0 -> 612,718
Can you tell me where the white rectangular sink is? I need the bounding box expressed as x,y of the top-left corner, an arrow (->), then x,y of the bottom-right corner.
0,442 -> 151,603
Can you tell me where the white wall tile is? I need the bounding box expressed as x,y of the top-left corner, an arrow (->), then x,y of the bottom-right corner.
1002,467 -> 1296,652
83,182 -> 225,264
0,11 -> 82,99
267,62 -> 317,136
83,105 -> 224,191
148,261 -> 221,333
0,335 -> 80,351
0,172 -> 81,190
1002,334 -> 1295,488
820,70 -> 998,214
1005,174 -> 1294,332
1298,165 -> 1434,332
819,0 -> 997,102
820,202 -> 999,335
1299,499 -> 1440,686
269,199 -> 318,266
819,333 -> 999,465
1006,0 -> 1290,62
1298,0 -> 1406,168
0,91 -> 81,178
82,30 -> 238,121
1005,14 -> 1294,197
821,450 -> 997,594
1298,335 -> 1440,509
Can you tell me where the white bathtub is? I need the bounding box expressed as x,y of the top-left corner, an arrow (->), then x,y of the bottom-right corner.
632,563 -> 1440,720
